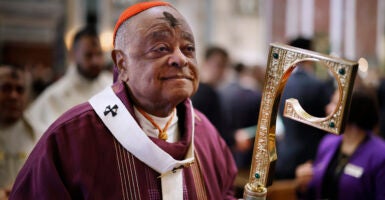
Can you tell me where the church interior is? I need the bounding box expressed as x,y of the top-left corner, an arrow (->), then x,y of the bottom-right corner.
1,0 -> 384,199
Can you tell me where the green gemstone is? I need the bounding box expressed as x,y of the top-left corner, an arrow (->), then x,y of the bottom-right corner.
255,173 -> 260,179
329,122 -> 335,128
338,68 -> 346,75
273,53 -> 279,59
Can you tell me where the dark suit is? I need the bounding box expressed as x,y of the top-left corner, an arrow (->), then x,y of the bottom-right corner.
191,82 -> 223,135
378,79 -> 385,138
275,69 -> 331,179
220,82 -> 262,168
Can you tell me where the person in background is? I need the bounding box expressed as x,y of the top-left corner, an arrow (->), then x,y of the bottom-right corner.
10,2 -> 237,199
191,46 -> 229,136
25,26 -> 112,135
29,62 -> 55,100
377,77 -> 385,138
199,46 -> 229,88
296,88 -> 385,200
0,64 -> 36,198
219,62 -> 262,168
275,37 -> 331,179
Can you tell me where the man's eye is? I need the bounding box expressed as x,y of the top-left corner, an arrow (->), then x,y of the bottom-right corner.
0,84 -> 12,93
186,46 -> 195,52
159,46 -> 168,52
154,44 -> 169,53
182,45 -> 195,57
16,86 -> 25,94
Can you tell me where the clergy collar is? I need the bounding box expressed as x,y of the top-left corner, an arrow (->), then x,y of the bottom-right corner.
133,106 -> 180,142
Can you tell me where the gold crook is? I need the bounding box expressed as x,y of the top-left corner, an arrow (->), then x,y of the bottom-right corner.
243,43 -> 359,200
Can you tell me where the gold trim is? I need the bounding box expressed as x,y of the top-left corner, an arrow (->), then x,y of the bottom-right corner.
191,153 -> 208,200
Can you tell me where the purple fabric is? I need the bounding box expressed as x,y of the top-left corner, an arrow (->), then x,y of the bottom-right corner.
9,81 -> 238,200
113,65 -> 118,83
304,133 -> 385,200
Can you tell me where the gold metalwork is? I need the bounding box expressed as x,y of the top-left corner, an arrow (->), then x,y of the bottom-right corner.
243,43 -> 358,199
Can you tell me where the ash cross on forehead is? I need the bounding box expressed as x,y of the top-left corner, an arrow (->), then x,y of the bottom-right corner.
160,12 -> 180,27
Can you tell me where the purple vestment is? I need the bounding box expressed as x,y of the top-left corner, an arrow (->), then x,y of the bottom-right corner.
303,133 -> 385,200
10,82 -> 238,200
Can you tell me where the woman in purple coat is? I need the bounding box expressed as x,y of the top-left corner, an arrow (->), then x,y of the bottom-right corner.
296,88 -> 385,200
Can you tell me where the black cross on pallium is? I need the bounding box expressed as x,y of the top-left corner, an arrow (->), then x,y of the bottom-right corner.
104,104 -> 118,117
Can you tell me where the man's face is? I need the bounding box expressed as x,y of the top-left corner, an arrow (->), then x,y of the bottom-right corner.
0,67 -> 27,125
203,52 -> 228,85
116,6 -> 199,115
73,36 -> 105,80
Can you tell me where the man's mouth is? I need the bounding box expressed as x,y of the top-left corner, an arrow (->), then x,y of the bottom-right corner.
161,74 -> 193,80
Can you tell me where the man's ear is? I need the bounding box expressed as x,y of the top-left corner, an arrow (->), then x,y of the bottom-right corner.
111,49 -> 126,71
111,49 -> 129,81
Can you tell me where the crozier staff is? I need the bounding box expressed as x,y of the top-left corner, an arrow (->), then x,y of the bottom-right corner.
10,1 -> 238,200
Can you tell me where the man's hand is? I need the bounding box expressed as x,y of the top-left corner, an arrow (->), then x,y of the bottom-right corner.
295,161 -> 314,193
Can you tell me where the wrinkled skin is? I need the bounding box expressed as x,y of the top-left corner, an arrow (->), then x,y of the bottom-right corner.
112,6 -> 199,117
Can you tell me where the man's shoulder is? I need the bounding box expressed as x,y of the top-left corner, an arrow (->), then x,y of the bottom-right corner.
193,109 -> 212,126
193,109 -> 222,140
29,75 -> 73,105
45,102 -> 97,133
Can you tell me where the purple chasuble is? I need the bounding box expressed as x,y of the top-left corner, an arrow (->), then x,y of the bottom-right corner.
9,82 -> 238,200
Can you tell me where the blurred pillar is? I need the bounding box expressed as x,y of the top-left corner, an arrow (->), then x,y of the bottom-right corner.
377,0 -> 385,70
330,0 -> 344,56
98,0 -> 113,57
344,0 -> 356,60
65,0 -> 86,50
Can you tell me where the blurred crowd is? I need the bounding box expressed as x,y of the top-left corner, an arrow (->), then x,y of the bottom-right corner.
0,26 -> 113,198
191,37 -> 385,198
1,29 -> 385,199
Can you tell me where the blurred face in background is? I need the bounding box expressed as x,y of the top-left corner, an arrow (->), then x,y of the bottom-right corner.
325,90 -> 339,116
73,36 -> 105,80
0,66 -> 27,126
201,52 -> 229,87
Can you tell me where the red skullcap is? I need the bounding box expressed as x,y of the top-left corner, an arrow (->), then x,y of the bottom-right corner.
113,1 -> 170,47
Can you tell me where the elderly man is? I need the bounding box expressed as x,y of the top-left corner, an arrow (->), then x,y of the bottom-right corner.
10,2 -> 237,199
0,64 -> 36,197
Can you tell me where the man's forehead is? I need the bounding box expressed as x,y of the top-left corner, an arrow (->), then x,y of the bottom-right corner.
132,7 -> 192,36
0,67 -> 24,79
114,4 -> 194,48
0,67 -> 13,76
74,36 -> 100,49
133,6 -> 185,26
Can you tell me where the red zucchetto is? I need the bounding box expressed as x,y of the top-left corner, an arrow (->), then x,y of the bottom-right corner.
113,1 -> 170,47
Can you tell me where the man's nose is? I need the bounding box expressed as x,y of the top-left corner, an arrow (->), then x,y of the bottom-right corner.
92,54 -> 104,66
169,48 -> 188,68
9,88 -> 22,99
